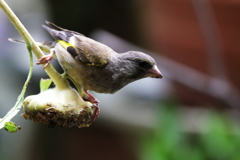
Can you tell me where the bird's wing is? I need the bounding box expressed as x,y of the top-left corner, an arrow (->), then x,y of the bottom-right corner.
43,21 -> 110,67
71,37 -> 110,67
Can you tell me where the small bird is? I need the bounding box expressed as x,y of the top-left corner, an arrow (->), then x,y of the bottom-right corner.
10,21 -> 163,120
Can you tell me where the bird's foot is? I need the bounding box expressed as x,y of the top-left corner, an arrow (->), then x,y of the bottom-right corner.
82,91 -> 100,123
83,91 -> 100,104
90,103 -> 100,123
36,50 -> 55,68
36,55 -> 53,68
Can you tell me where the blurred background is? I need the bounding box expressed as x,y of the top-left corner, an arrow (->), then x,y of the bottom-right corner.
1,0 -> 240,159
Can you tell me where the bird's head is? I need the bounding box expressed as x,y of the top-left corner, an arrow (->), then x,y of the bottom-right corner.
119,51 -> 162,80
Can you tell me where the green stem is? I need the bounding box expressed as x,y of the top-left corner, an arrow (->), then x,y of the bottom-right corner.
0,0 -> 70,128
0,40 -> 34,129
0,0 -> 69,89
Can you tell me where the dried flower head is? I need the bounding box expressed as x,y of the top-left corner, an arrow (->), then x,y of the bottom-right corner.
22,87 -> 98,128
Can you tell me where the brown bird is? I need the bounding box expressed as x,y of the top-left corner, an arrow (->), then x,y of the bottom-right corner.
10,21 -> 163,121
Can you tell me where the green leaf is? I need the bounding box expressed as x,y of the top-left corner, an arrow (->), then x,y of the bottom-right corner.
4,122 -> 21,133
0,38 -> 33,130
40,78 -> 52,92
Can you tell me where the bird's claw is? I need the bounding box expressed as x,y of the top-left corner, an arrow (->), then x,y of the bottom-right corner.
36,55 -> 53,68
90,103 -> 100,123
83,90 -> 100,104
83,95 -> 99,104
82,91 -> 100,123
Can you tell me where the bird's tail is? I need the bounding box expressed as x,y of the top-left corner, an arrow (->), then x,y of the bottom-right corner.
43,21 -> 85,38
45,21 -> 66,31
8,38 -> 56,54
8,38 -> 25,44
42,23 -> 75,44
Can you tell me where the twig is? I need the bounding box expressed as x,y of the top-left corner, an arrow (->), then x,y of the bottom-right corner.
0,0 -> 68,89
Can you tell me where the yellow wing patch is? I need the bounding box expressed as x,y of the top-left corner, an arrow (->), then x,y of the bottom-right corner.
58,40 -> 74,49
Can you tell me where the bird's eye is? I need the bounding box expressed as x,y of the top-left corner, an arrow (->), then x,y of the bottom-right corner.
137,60 -> 152,69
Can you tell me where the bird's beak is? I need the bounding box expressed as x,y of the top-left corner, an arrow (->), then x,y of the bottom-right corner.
146,65 -> 163,78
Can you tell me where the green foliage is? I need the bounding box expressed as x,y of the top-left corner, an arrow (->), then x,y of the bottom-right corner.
139,101 -> 240,160
40,78 -> 53,92
4,122 -> 21,133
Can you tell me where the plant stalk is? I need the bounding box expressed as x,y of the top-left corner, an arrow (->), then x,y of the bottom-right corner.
0,0 -> 69,90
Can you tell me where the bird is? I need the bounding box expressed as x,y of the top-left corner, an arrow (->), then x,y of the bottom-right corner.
10,21 -> 163,121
